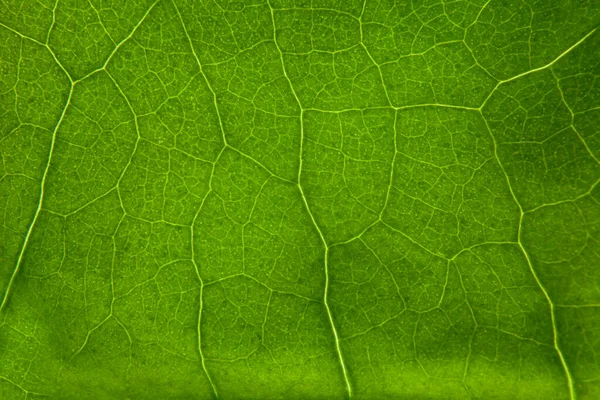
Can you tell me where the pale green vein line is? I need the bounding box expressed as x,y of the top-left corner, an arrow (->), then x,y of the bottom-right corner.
46,188 -> 117,217
298,177 -> 353,399
98,1 -> 159,69
173,2 -> 223,397
380,110 -> 397,215
556,304 -> 600,308
0,84 -> 74,313
462,0 -> 498,82
105,70 -> 141,214
479,26 -> 598,110
173,0 -> 227,149
303,104 -> 480,113
205,272 -> 318,303
0,21 -> 73,83
268,2 -> 353,397
379,220 -> 444,259
360,237 -> 406,310
358,0 -> 398,108
274,7 -> 360,20
481,114 -> 576,400
13,38 -> 23,124
359,0 -> 367,19
359,8 -> 393,107
516,227 -> 576,400
0,374 -> 45,397
174,0 -> 280,189
71,314 -> 112,358
501,26 -> 598,85
87,0 -> 116,45
341,309 -> 406,341
551,68 -> 600,166
524,178 -> 599,214
228,146 -> 294,184
45,0 -> 59,45
0,21 -> 46,47
449,241 -> 519,262
452,261 -> 477,391
189,149 -> 224,400
330,111 -> 398,247
66,71 -> 138,358
395,103 -> 479,112
75,0 -> 159,83
267,6 -> 303,110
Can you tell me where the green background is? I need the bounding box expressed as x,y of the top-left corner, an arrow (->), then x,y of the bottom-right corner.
0,0 -> 599,398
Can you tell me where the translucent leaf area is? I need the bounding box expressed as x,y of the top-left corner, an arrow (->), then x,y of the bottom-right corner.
0,0 -> 599,399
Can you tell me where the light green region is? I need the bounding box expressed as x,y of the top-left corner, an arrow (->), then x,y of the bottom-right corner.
0,0 -> 599,399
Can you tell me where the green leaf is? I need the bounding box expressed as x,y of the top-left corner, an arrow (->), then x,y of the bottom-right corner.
0,0 -> 599,399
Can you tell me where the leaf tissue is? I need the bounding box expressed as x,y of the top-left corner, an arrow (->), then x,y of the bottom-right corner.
0,0 -> 599,399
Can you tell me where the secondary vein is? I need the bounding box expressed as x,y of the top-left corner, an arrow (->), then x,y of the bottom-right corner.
0,84 -> 74,313
268,2 -> 353,397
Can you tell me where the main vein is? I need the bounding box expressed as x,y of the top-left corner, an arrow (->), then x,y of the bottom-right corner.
0,84 -> 74,313
267,2 -> 353,397
481,115 -> 576,400
172,1 -> 221,397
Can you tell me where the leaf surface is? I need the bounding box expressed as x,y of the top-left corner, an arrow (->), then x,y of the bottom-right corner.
0,0 -> 599,399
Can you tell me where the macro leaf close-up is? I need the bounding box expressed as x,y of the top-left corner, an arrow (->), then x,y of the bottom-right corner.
1,0 -> 599,399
